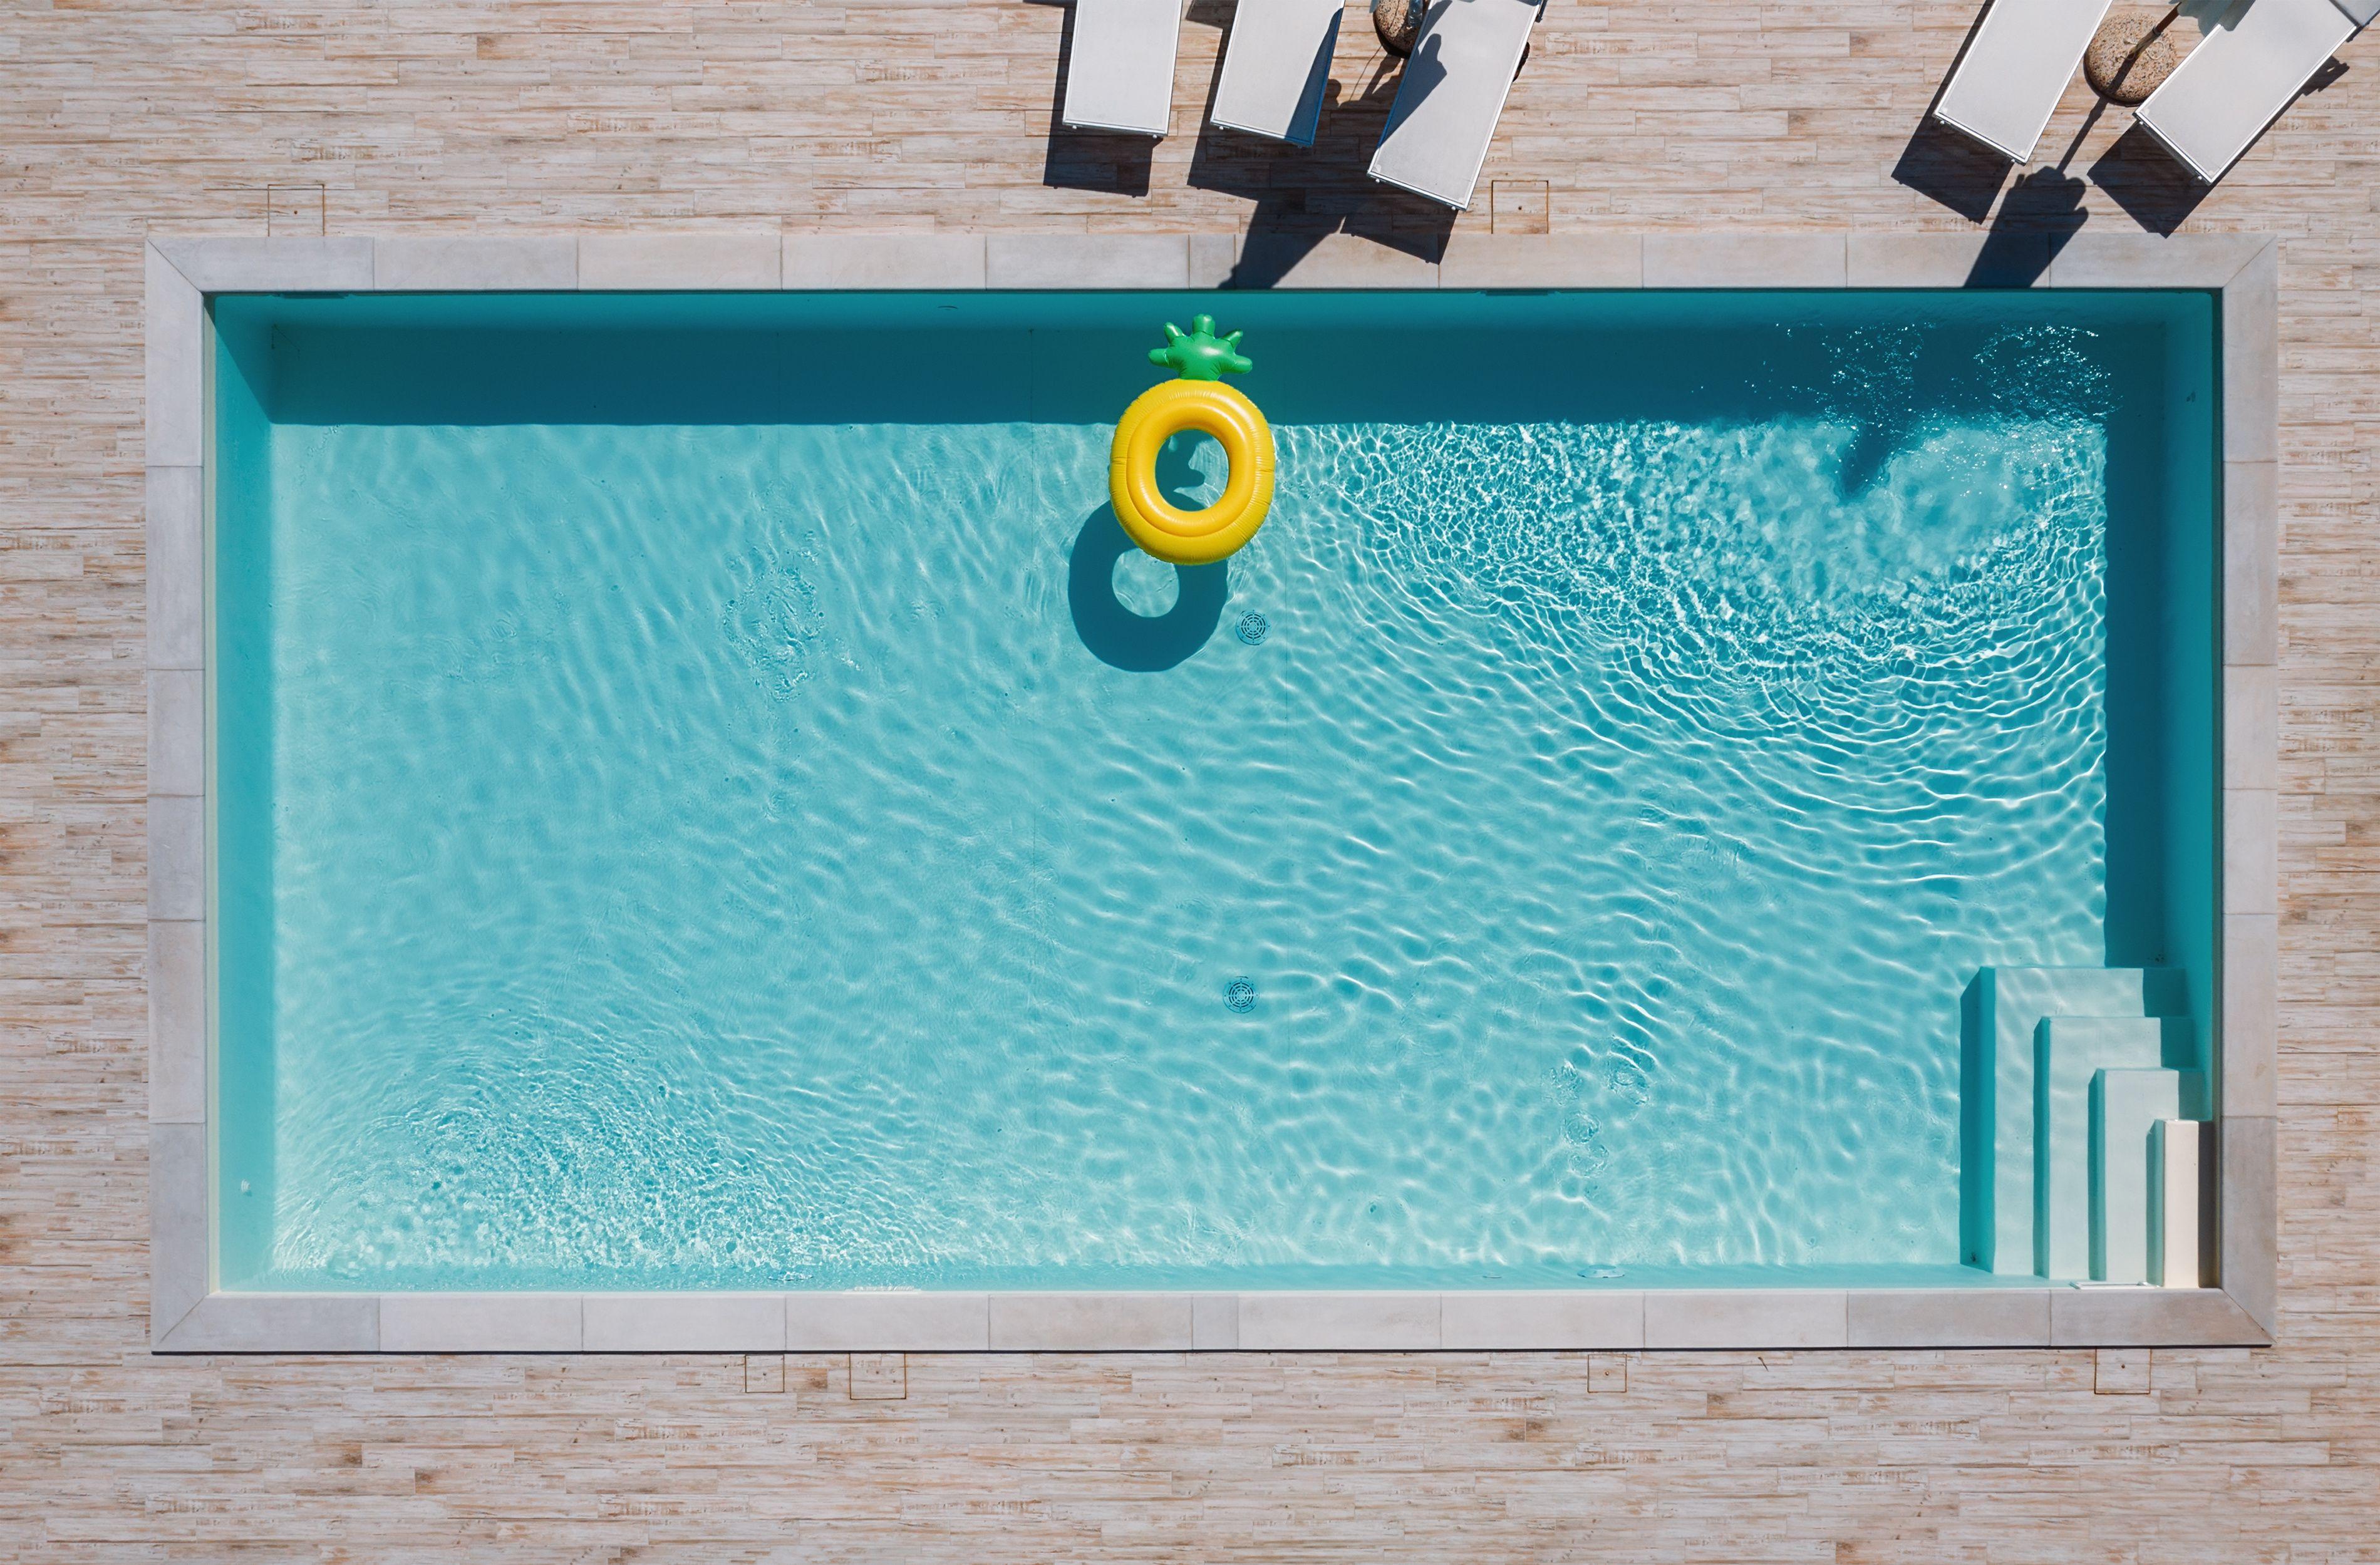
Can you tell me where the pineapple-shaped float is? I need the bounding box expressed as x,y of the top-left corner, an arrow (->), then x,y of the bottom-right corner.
1109,316 -> 1276,566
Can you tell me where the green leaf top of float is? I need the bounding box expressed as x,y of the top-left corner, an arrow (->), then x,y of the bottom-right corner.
1148,315 -> 1253,381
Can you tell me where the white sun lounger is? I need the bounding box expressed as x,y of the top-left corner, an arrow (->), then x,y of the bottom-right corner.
1060,0 -> 1188,137
1367,0 -> 1544,209
1211,0 -> 1347,145
1931,0 -> 2118,162
2135,0 -> 2374,182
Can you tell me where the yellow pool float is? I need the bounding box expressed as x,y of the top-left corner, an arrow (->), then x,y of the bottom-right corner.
1109,316 -> 1275,566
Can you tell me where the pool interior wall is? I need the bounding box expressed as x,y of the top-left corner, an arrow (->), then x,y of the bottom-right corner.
207,290 -> 2219,1293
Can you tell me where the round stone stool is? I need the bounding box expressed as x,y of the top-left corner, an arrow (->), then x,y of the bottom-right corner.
2084,10 -> 2181,106
1373,0 -> 1424,58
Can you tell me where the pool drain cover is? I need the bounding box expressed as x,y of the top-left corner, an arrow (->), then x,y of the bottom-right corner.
1224,977 -> 1256,1013
1236,611 -> 1269,646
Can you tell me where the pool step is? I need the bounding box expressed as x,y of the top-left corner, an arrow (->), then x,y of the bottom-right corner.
2091,1067 -> 2210,1284
2035,1016 -> 2196,1279
2150,1117 -> 2217,1287
1969,966 -> 2190,1276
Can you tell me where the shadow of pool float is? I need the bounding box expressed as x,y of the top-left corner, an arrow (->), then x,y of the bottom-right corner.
1067,504 -> 1228,672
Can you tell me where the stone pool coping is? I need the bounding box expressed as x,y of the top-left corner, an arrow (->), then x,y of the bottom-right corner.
145,230 -> 2281,1354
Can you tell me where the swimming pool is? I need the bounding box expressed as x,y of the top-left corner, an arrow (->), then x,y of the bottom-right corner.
204,286 -> 2220,1298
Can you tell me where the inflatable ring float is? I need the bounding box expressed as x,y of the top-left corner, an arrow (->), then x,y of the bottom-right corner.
1108,316 -> 1276,566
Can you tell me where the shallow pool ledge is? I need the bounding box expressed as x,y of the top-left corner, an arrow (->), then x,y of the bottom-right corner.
146,231 -> 2280,1353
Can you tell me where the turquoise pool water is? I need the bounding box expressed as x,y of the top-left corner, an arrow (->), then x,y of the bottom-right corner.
209,290 -> 2218,1291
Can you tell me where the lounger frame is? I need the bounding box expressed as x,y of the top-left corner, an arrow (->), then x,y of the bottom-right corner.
148,230 -> 2280,1353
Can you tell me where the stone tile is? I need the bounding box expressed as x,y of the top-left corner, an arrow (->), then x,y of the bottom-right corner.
154,237 -> 375,293
985,234 -> 1191,290
1191,1294 -> 1239,1350
986,1294 -> 1194,1351
784,1292 -> 989,1351
2044,232 -> 2272,289
380,1294 -> 583,1352
2219,1116 -> 2277,1333
743,1353 -> 786,1393
147,920 -> 204,1125
148,1123 -> 208,1344
147,795 -> 202,921
1845,232 -> 2049,289
1847,1289 -> 2053,1348
144,246 -> 203,467
1439,1292 -> 1645,1349
1439,234 -> 1642,289
2222,241 -> 2280,464
1641,234 -> 1846,288
1643,1291 -> 1848,1349
1236,1294 -> 1440,1350
2049,1286 -> 2268,1346
784,234 -> 986,289
158,1294 -> 381,1354
2224,461 -> 2279,667
147,668 -> 202,798
2222,912 -> 2279,1117
581,1294 -> 786,1352
374,236 -> 577,291
2225,664 -> 2277,790
849,1352 -> 907,1399
147,465 -> 205,671
2094,1346 -> 2151,1394
2226,788 -> 2277,918
578,234 -> 782,290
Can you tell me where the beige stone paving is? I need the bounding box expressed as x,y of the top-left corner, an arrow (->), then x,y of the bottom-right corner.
4,0 -> 2379,1559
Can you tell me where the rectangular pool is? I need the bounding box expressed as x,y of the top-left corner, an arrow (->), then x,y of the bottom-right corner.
207,288 -> 2219,1294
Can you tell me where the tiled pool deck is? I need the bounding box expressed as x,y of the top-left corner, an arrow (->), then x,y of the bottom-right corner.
145,230 -> 2280,1356
11,0 -> 2379,1556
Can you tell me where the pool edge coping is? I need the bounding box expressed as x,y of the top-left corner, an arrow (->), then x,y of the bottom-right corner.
143,230 -> 2282,1355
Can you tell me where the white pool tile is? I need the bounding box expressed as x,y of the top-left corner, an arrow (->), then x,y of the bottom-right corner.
155,236 -> 376,293
147,465 -> 205,672
578,234 -> 782,290
2222,912 -> 2279,1118
2044,232 -> 2270,289
1643,1290 -> 1847,1349
1846,1289 -> 2052,1348
2225,788 -> 2277,918
2048,1286 -> 2267,1347
985,234 -> 1190,290
2222,242 -> 2280,464
1439,234 -> 1642,289
144,247 -> 204,467
159,1294 -> 381,1354
2223,460 -> 2279,668
375,236 -> 577,291
2224,665 -> 2277,790
1844,232 -> 2048,289
987,1294 -> 1194,1351
2218,1116 -> 2277,1333
1191,1294 -> 1239,1350
149,1123 -> 208,1343
147,920 -> 204,1125
1201,232 -> 1440,289
381,1293 -> 583,1351
1642,234 -> 1845,289
1440,1291 -> 1645,1349
783,234 -> 986,289
147,795 -> 202,922
582,1293 -> 787,1351
148,668 -> 203,798
1236,1294 -> 1440,1350
785,1292 -> 990,1351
